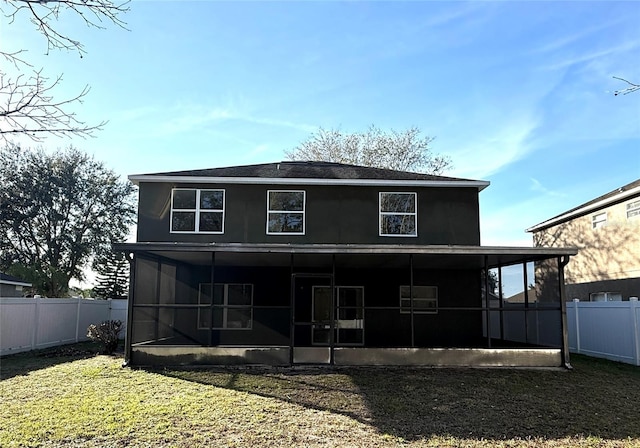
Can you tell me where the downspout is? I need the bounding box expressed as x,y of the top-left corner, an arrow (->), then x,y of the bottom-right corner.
122,252 -> 136,367
558,255 -> 572,369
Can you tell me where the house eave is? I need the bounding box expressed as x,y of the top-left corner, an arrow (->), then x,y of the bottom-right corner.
128,175 -> 490,191
527,184 -> 640,233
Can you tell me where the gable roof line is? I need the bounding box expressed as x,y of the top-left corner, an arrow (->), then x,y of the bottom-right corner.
526,180 -> 640,233
128,174 -> 490,190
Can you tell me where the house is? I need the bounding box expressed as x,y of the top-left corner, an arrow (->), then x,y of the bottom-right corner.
115,161 -> 576,368
0,273 -> 32,297
527,179 -> 640,303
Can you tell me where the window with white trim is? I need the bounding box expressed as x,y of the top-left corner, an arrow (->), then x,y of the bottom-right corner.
267,190 -> 305,234
171,189 -> 225,233
591,212 -> 607,229
379,192 -> 417,236
198,283 -> 253,329
400,285 -> 437,313
627,200 -> 640,219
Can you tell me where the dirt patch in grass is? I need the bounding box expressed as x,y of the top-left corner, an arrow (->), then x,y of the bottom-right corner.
1,349 -> 639,447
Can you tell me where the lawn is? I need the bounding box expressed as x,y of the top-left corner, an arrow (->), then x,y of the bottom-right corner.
1,345 -> 640,447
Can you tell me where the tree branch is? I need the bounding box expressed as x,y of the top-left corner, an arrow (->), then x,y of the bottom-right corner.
0,70 -> 106,142
613,76 -> 640,96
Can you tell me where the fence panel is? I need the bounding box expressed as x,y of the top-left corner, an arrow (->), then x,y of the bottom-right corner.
567,300 -> 640,366
0,298 -> 129,356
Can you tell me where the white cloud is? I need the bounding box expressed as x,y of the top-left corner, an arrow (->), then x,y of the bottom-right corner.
448,115 -> 540,180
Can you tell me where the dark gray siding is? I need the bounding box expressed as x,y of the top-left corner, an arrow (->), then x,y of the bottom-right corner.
136,182 -> 481,245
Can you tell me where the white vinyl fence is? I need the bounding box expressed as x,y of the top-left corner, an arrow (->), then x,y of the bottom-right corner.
0,298 -> 128,356
567,299 -> 640,366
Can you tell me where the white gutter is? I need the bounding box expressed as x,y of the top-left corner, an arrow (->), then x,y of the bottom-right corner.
1,280 -> 32,287
527,184 -> 640,232
128,175 -> 490,191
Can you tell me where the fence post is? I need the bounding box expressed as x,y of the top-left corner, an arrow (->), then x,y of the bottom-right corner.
572,299 -> 581,354
31,297 -> 40,350
75,298 -> 82,343
630,297 -> 639,366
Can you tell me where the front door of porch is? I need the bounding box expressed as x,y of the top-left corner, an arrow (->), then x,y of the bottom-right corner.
291,274 -> 365,364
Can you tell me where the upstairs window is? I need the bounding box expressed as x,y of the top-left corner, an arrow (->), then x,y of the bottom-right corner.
591,212 -> 607,229
171,189 -> 224,233
267,190 -> 305,234
379,192 -> 417,236
627,200 -> 640,219
400,285 -> 437,314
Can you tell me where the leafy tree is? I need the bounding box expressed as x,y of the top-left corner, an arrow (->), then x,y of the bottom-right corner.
92,251 -> 129,299
285,125 -> 452,174
0,144 -> 136,296
1,0 -> 129,142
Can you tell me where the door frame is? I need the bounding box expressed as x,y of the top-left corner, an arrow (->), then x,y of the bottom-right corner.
290,273 -> 334,364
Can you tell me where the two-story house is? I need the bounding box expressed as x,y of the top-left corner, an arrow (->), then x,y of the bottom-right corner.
527,179 -> 640,302
115,161 -> 576,367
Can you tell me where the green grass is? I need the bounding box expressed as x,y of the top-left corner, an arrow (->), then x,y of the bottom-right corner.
2,345 -> 640,447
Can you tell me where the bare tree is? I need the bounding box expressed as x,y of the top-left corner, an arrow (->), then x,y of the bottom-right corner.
285,125 -> 452,174
0,0 -> 129,142
613,77 -> 640,96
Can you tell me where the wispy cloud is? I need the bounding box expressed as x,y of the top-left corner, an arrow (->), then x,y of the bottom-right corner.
448,115 -> 540,180
529,178 -> 565,198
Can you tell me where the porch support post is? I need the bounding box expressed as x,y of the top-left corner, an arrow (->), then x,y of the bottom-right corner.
410,254 -> 415,348
484,255 -> 491,348
498,265 -> 504,341
154,259 -> 161,343
289,253 -> 294,366
558,255 -> 572,369
523,261 -> 529,345
209,251 -> 216,347
123,252 -> 136,367
330,254 -> 336,365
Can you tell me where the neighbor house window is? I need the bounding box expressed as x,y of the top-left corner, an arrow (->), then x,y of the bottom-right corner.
590,292 -> 623,302
591,212 -> 607,229
267,190 -> 305,234
198,283 -> 252,329
171,189 -> 225,233
400,285 -> 437,313
627,200 -> 640,219
379,192 -> 417,236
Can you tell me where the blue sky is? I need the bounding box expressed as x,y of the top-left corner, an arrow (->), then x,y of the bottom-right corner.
3,0 -> 640,251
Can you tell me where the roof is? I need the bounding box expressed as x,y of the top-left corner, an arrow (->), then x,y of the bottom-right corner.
129,161 -> 490,191
527,178 -> 640,233
0,273 -> 32,287
114,242 -> 577,270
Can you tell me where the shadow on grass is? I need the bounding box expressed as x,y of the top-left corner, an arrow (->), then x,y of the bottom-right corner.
0,342 -> 105,381
154,355 -> 640,442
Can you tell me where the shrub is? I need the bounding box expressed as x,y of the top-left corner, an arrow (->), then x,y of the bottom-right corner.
87,320 -> 123,354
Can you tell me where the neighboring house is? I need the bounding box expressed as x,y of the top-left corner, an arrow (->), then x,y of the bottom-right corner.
115,161 -> 576,367
0,273 -> 32,297
527,179 -> 640,302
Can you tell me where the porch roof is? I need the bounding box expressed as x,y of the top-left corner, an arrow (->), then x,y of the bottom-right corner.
113,242 -> 577,269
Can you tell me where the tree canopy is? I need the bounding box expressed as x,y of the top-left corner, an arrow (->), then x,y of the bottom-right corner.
92,251 -> 129,299
0,145 -> 136,296
285,125 -> 452,175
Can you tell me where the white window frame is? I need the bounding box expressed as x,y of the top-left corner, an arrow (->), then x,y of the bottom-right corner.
197,283 -> 253,330
400,285 -> 437,314
266,190 -> 306,235
170,188 -> 225,234
591,212 -> 607,229
379,192 -> 418,237
627,200 -> 640,219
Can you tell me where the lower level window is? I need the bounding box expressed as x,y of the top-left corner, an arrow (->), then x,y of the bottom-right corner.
400,285 -> 437,313
198,283 -> 253,329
